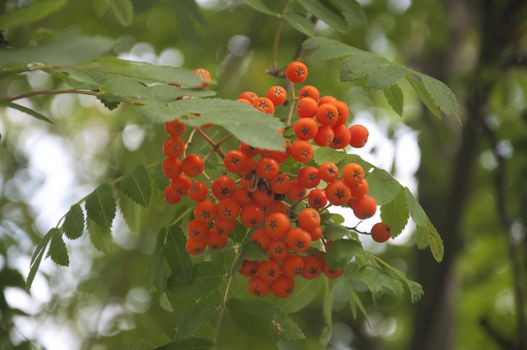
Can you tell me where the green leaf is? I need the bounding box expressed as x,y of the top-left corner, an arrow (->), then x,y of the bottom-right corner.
358,264 -> 404,304
303,37 -> 354,62
324,223 -> 352,241
297,0 -> 348,33
403,187 -> 428,225
276,277 -> 324,313
97,95 -> 121,110
140,99 -> 285,151
119,195 -> 145,235
150,230 -> 168,292
313,147 -> 346,166
339,52 -> 388,81
383,84 -> 404,116
319,278 -> 333,346
118,164 -> 152,207
367,65 -> 408,90
334,0 -> 367,27
164,226 -> 193,285
0,30 -> 114,70
109,0 -> 134,26
370,255 -> 423,303
49,229 -> 69,266
414,224 -> 429,249
0,0 -> 66,30
420,73 -> 459,117
168,262 -> 225,299
92,0 -> 110,17
226,298 -> 305,341
87,219 -> 114,254
26,230 -> 53,290
2,102 -> 53,124
363,167 -> 401,206
324,239 -> 364,269
85,183 -> 116,228
243,0 -> 279,16
343,279 -> 369,320
239,242 -> 268,265
380,188 -> 409,237
406,73 -> 441,117
428,223 -> 444,262
154,338 -> 213,350
285,13 -> 316,37
175,294 -> 220,340
62,204 -> 85,240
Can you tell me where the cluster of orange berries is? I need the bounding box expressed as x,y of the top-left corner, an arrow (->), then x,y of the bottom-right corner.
161,63 -> 392,299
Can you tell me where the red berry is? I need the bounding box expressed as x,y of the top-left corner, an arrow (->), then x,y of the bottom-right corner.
266,85 -> 287,106
349,125 -> 369,148
285,61 -> 308,83
371,222 -> 391,242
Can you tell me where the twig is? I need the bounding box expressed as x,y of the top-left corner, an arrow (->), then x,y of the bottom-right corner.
183,128 -> 198,158
271,0 -> 294,70
7,88 -> 100,102
479,317 -> 517,350
196,127 -> 226,158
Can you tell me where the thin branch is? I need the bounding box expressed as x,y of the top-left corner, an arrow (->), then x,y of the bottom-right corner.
183,128 -> 198,158
479,317 -> 517,350
271,0 -> 294,70
195,127 -> 226,158
7,88 -> 100,102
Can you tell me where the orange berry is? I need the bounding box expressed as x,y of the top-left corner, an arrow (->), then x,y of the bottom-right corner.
257,260 -> 282,283
224,150 -> 248,174
318,95 -> 337,105
255,97 -> 275,115
212,175 -> 236,199
349,125 -> 369,148
318,162 -> 339,183
298,208 -> 321,231
282,255 -> 304,278
325,180 -> 352,205
233,186 -> 252,206
248,276 -> 270,297
162,156 -> 181,179
163,137 -> 185,158
169,175 -> 191,197
313,125 -> 335,146
266,201 -> 289,215
308,189 -> 327,209
253,188 -> 274,207
267,240 -> 289,260
285,61 -> 308,83
286,180 -> 307,201
251,228 -> 271,249
309,227 -> 323,240
316,103 -> 339,126
264,213 -> 291,239
240,204 -> 265,228
164,119 -> 186,137
266,85 -> 287,106
342,163 -> 364,187
270,174 -> 291,194
256,157 -> 280,179
239,142 -> 259,158
298,85 -> 320,101
181,154 -> 204,177
217,198 -> 240,220
351,179 -> 369,199
301,255 -> 323,279
294,118 -> 319,140
271,276 -> 295,298
332,100 -> 349,125
240,260 -> 258,277
371,222 -> 391,242
188,181 -> 208,202
352,195 -> 377,219
297,166 -> 320,188
330,124 -> 351,149
296,97 -> 318,118
194,200 -> 217,222
322,263 -> 344,278
164,184 -> 182,204
289,140 -> 313,163
215,219 -> 237,235
186,237 -> 207,255
207,230 -> 228,250
286,228 -> 312,252
188,219 -> 210,241
238,91 -> 258,104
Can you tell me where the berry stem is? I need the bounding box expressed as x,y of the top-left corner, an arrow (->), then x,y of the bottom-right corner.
271,0 -> 294,71
286,84 -> 297,126
183,128 -> 198,158
213,229 -> 251,348
196,127 -> 226,158
290,193 -> 309,209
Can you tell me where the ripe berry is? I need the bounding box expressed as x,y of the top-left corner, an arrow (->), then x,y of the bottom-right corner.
316,103 -> 339,126
322,263 -> 344,279
285,61 -> 308,83
215,219 -> 237,235
256,157 -> 280,179
238,91 -> 258,104
350,179 -> 369,199
233,187 -> 252,206
309,227 -> 323,240
332,100 -> 349,125
298,85 -> 320,101
224,150 -> 248,174
296,97 -> 318,118
163,137 -> 185,158
289,140 -> 313,163
297,166 -> 320,188
330,124 -> 351,149
268,240 -> 289,260
162,156 -> 181,179
286,228 -> 312,252
251,228 -> 271,249
286,180 -> 307,201
308,189 -> 328,209
188,219 -> 210,241
352,195 -> 377,219
181,154 -> 204,177
164,119 -> 186,137
294,118 -> 319,140
207,230 -> 228,250
318,162 -> 339,183
257,260 -> 282,283
252,188 -> 274,207
248,276 -> 270,297
271,276 -> 295,298
318,95 -> 337,105
371,222 -> 391,242
301,255 -> 323,279
194,200 -> 217,222
195,68 -> 211,88
266,201 -> 289,215
313,125 -> 335,147
264,213 -> 291,239
240,204 -> 265,227
298,208 -> 321,231
240,260 -> 258,277
270,173 -> 291,194
188,181 -> 208,202
343,163 -> 365,187
170,175 -> 191,197
164,184 -> 182,204
255,97 -> 275,115
212,175 -> 236,199
282,255 -> 304,278
186,238 -> 207,255
217,198 -> 241,220
239,142 -> 259,158
349,125 -> 369,148
266,85 -> 287,106
325,180 -> 352,205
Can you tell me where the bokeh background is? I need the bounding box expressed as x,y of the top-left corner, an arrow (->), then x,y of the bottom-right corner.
1,0 -> 526,349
